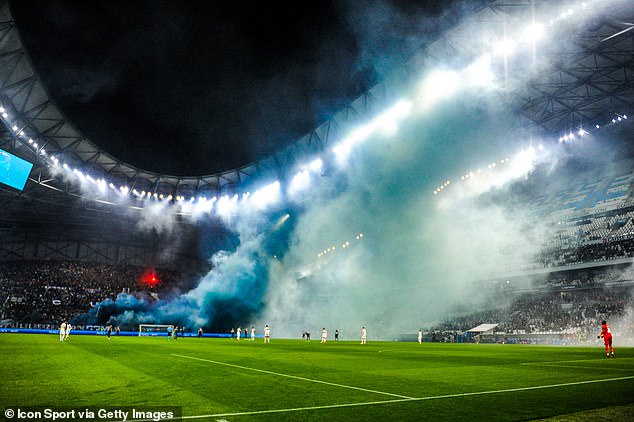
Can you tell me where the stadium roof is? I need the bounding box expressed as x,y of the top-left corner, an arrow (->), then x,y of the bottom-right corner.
0,0 -> 633,263
1,1 -> 633,200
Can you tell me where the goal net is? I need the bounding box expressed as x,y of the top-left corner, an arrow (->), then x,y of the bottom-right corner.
138,324 -> 173,336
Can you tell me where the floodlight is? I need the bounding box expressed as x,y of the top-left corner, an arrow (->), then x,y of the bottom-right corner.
494,39 -> 515,57
288,170 -> 310,196
332,143 -> 352,162
523,23 -> 545,42
250,181 -> 281,209
333,99 -> 411,162
216,195 -> 238,217
419,71 -> 460,107
309,158 -> 323,171
463,54 -> 494,87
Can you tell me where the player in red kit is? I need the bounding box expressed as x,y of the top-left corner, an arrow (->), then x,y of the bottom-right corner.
598,320 -> 614,358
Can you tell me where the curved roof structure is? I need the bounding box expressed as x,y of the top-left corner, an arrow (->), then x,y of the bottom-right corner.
0,0 -> 633,264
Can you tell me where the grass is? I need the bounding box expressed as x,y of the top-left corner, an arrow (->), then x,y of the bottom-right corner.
0,334 -> 633,421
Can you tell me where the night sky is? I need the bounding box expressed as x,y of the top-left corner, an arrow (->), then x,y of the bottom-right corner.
10,0 -> 459,176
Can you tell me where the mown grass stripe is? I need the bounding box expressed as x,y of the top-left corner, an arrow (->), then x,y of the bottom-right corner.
170,353 -> 414,399
164,375 -> 634,421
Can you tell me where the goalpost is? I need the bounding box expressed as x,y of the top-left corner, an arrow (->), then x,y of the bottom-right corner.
138,324 -> 173,336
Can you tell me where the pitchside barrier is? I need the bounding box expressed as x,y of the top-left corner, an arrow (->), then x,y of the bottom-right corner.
0,328 -> 232,338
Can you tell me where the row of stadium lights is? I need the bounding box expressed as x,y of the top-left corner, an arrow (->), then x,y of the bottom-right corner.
491,1 -> 603,62
0,0 -> 622,215
433,158 -> 511,196
427,0 -> 617,197
491,3 -> 596,58
0,103 -> 326,216
558,114 -> 627,143
434,109 -> 631,197
0,99 -> 319,215
317,233 -> 364,258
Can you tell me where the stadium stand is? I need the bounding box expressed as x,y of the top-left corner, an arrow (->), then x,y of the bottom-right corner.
426,156 -> 634,344
0,261 -> 183,329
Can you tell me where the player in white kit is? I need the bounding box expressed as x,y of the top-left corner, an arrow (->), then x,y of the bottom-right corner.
264,324 -> 271,343
250,326 -> 255,342
361,326 -> 367,344
59,322 -> 67,342
418,329 -> 423,344
321,327 -> 327,343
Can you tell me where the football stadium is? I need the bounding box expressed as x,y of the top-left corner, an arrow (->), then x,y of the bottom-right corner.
1,0 -> 634,420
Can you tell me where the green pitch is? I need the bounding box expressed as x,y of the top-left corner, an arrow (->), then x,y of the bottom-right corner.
1,334 -> 633,421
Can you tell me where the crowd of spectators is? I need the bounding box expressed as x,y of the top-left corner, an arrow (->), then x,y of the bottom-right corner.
433,277 -> 634,344
540,237 -> 634,268
0,261 -> 182,328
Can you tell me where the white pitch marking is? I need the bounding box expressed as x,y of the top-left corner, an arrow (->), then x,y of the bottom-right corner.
170,353 -> 413,399
163,375 -> 634,421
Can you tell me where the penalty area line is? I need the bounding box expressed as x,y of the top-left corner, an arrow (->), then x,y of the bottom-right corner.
170,353 -> 413,399
161,374 -> 634,421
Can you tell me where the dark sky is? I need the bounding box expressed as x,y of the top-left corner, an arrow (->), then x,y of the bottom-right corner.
10,0 -> 460,176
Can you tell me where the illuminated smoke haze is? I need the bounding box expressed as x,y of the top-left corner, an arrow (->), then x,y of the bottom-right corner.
258,90 -> 549,339
72,0 -> 634,339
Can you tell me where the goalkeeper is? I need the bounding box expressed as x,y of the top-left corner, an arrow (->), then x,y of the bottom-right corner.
597,320 -> 615,358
